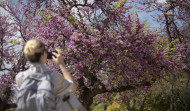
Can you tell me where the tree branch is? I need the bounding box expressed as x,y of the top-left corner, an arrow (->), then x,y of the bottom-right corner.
106,81 -> 151,93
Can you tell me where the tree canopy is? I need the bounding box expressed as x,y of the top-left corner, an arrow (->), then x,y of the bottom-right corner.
0,0 -> 189,110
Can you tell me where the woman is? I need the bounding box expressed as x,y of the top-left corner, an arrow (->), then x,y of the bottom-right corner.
15,39 -> 86,111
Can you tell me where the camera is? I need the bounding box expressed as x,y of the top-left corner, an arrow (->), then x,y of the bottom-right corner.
47,51 -> 58,59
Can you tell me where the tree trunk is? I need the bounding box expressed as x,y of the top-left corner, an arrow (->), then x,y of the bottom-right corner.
78,79 -> 94,110
79,89 -> 94,111
0,87 -> 17,111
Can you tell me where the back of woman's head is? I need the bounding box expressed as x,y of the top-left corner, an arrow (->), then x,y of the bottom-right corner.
24,39 -> 45,63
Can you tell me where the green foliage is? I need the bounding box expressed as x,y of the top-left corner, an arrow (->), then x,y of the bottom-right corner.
91,74 -> 190,111
9,39 -> 21,44
114,0 -> 126,10
91,102 -> 108,111
107,102 -> 121,111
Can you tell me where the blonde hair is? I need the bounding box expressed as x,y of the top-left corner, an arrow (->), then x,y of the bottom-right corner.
24,39 -> 45,62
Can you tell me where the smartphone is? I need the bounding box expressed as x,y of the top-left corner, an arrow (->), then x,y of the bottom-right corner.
47,51 -> 58,59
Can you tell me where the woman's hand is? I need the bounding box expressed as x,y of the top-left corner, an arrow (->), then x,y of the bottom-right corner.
52,49 -> 64,65
53,49 -> 76,91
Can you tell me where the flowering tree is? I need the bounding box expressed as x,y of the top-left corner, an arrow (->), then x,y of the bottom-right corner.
0,0 -> 185,110
0,1 -> 27,110
0,14 -> 16,111
135,0 -> 190,110
139,0 -> 189,75
0,14 -> 18,111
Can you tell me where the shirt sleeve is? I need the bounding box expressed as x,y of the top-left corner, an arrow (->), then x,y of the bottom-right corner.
15,72 -> 24,88
53,72 -> 73,97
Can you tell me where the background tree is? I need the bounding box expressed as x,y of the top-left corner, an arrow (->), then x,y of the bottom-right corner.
137,0 -> 190,110
139,0 -> 189,75
0,1 -> 27,110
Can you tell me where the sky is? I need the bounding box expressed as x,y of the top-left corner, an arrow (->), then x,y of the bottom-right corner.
137,0 -> 166,28
157,0 -> 166,3
0,0 -> 8,16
